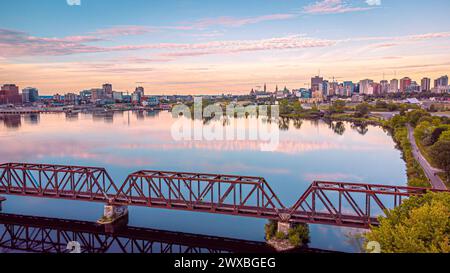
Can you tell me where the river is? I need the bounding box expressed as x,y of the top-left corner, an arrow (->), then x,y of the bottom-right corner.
0,111 -> 407,252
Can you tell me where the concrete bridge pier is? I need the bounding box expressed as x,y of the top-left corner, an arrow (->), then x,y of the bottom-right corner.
277,213 -> 293,236
0,196 -> 6,212
97,201 -> 129,230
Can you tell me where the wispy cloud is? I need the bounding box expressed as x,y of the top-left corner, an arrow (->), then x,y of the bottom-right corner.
93,25 -> 158,36
1,25 -> 450,61
304,0 -> 373,14
366,0 -> 381,6
159,35 -> 336,57
191,13 -> 297,28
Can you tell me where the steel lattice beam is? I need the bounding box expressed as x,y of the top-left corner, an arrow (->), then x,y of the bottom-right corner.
0,163 -> 118,201
113,170 -> 285,219
1,163 -> 449,229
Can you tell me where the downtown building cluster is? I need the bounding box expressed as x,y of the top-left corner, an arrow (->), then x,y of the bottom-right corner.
0,83 -> 165,108
250,75 -> 449,103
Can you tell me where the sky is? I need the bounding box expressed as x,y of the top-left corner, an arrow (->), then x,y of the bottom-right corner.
0,0 -> 450,95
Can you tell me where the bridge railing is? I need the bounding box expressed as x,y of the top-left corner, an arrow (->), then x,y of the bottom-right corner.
113,170 -> 285,218
0,163 -> 118,201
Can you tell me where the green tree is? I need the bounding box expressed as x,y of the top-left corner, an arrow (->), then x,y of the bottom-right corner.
430,140 -> 450,176
292,100 -> 303,114
279,99 -> 291,115
375,100 -> 388,109
354,103 -> 370,118
329,100 -> 346,114
365,192 -> 450,253
387,103 -> 399,111
389,114 -> 407,128
406,109 -> 431,127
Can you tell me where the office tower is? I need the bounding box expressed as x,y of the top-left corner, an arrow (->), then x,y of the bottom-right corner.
22,87 -> 40,103
400,77 -> 412,93
311,76 -> 323,92
389,79 -> 399,93
0,84 -> 22,105
380,80 -> 389,94
421,78 -> 431,92
434,75 -> 448,88
359,79 -> 373,95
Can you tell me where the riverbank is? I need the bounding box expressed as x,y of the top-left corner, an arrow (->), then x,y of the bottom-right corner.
408,125 -> 447,190
283,111 -> 435,188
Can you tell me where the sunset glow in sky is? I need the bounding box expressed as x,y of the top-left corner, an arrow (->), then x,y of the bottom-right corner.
1,0 -> 450,95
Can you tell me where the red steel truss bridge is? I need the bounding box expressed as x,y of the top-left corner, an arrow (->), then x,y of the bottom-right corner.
0,163 -> 448,229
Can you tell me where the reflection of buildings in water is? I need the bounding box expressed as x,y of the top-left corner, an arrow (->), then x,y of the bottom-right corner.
113,111 -> 124,119
309,119 -> 320,128
65,112 -> 79,122
133,110 -> 145,120
0,114 -> 21,129
23,113 -> 40,125
92,111 -> 114,123
146,110 -> 160,118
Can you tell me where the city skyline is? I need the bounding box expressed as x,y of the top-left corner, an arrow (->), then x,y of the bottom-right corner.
1,0 -> 450,95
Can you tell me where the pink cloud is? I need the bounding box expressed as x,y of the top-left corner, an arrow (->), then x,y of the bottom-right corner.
1,26 -> 450,61
93,25 -> 159,36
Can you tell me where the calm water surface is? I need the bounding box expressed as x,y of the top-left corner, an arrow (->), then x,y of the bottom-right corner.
0,111 -> 407,252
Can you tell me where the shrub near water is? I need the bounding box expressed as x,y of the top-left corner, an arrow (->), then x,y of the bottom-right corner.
365,192 -> 450,253
265,220 -> 310,247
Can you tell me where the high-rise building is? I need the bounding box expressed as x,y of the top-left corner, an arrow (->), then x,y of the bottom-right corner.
132,87 -> 145,104
1,84 -> 19,93
400,77 -> 412,93
321,80 -> 329,96
389,79 -> 399,93
434,75 -> 448,88
135,86 -> 145,96
408,81 -> 420,93
64,93 -> 78,105
359,79 -> 373,95
371,82 -> 381,95
90,88 -> 105,101
22,87 -> 40,103
421,78 -> 431,92
103,84 -> 113,96
343,81 -> 355,97
311,76 -> 323,92
380,80 -> 389,94
0,84 -> 22,105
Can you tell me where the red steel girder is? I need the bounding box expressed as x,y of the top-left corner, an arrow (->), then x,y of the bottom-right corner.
1,163 -> 449,229
0,163 -> 118,202
287,181 -> 448,228
113,170 -> 285,219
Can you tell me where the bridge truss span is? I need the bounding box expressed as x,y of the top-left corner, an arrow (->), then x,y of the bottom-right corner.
0,163 -> 118,202
114,170 -> 285,219
288,181 -> 440,228
0,162 -> 449,229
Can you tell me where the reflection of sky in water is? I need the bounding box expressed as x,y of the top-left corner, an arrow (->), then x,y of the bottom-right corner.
0,112 -> 407,252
